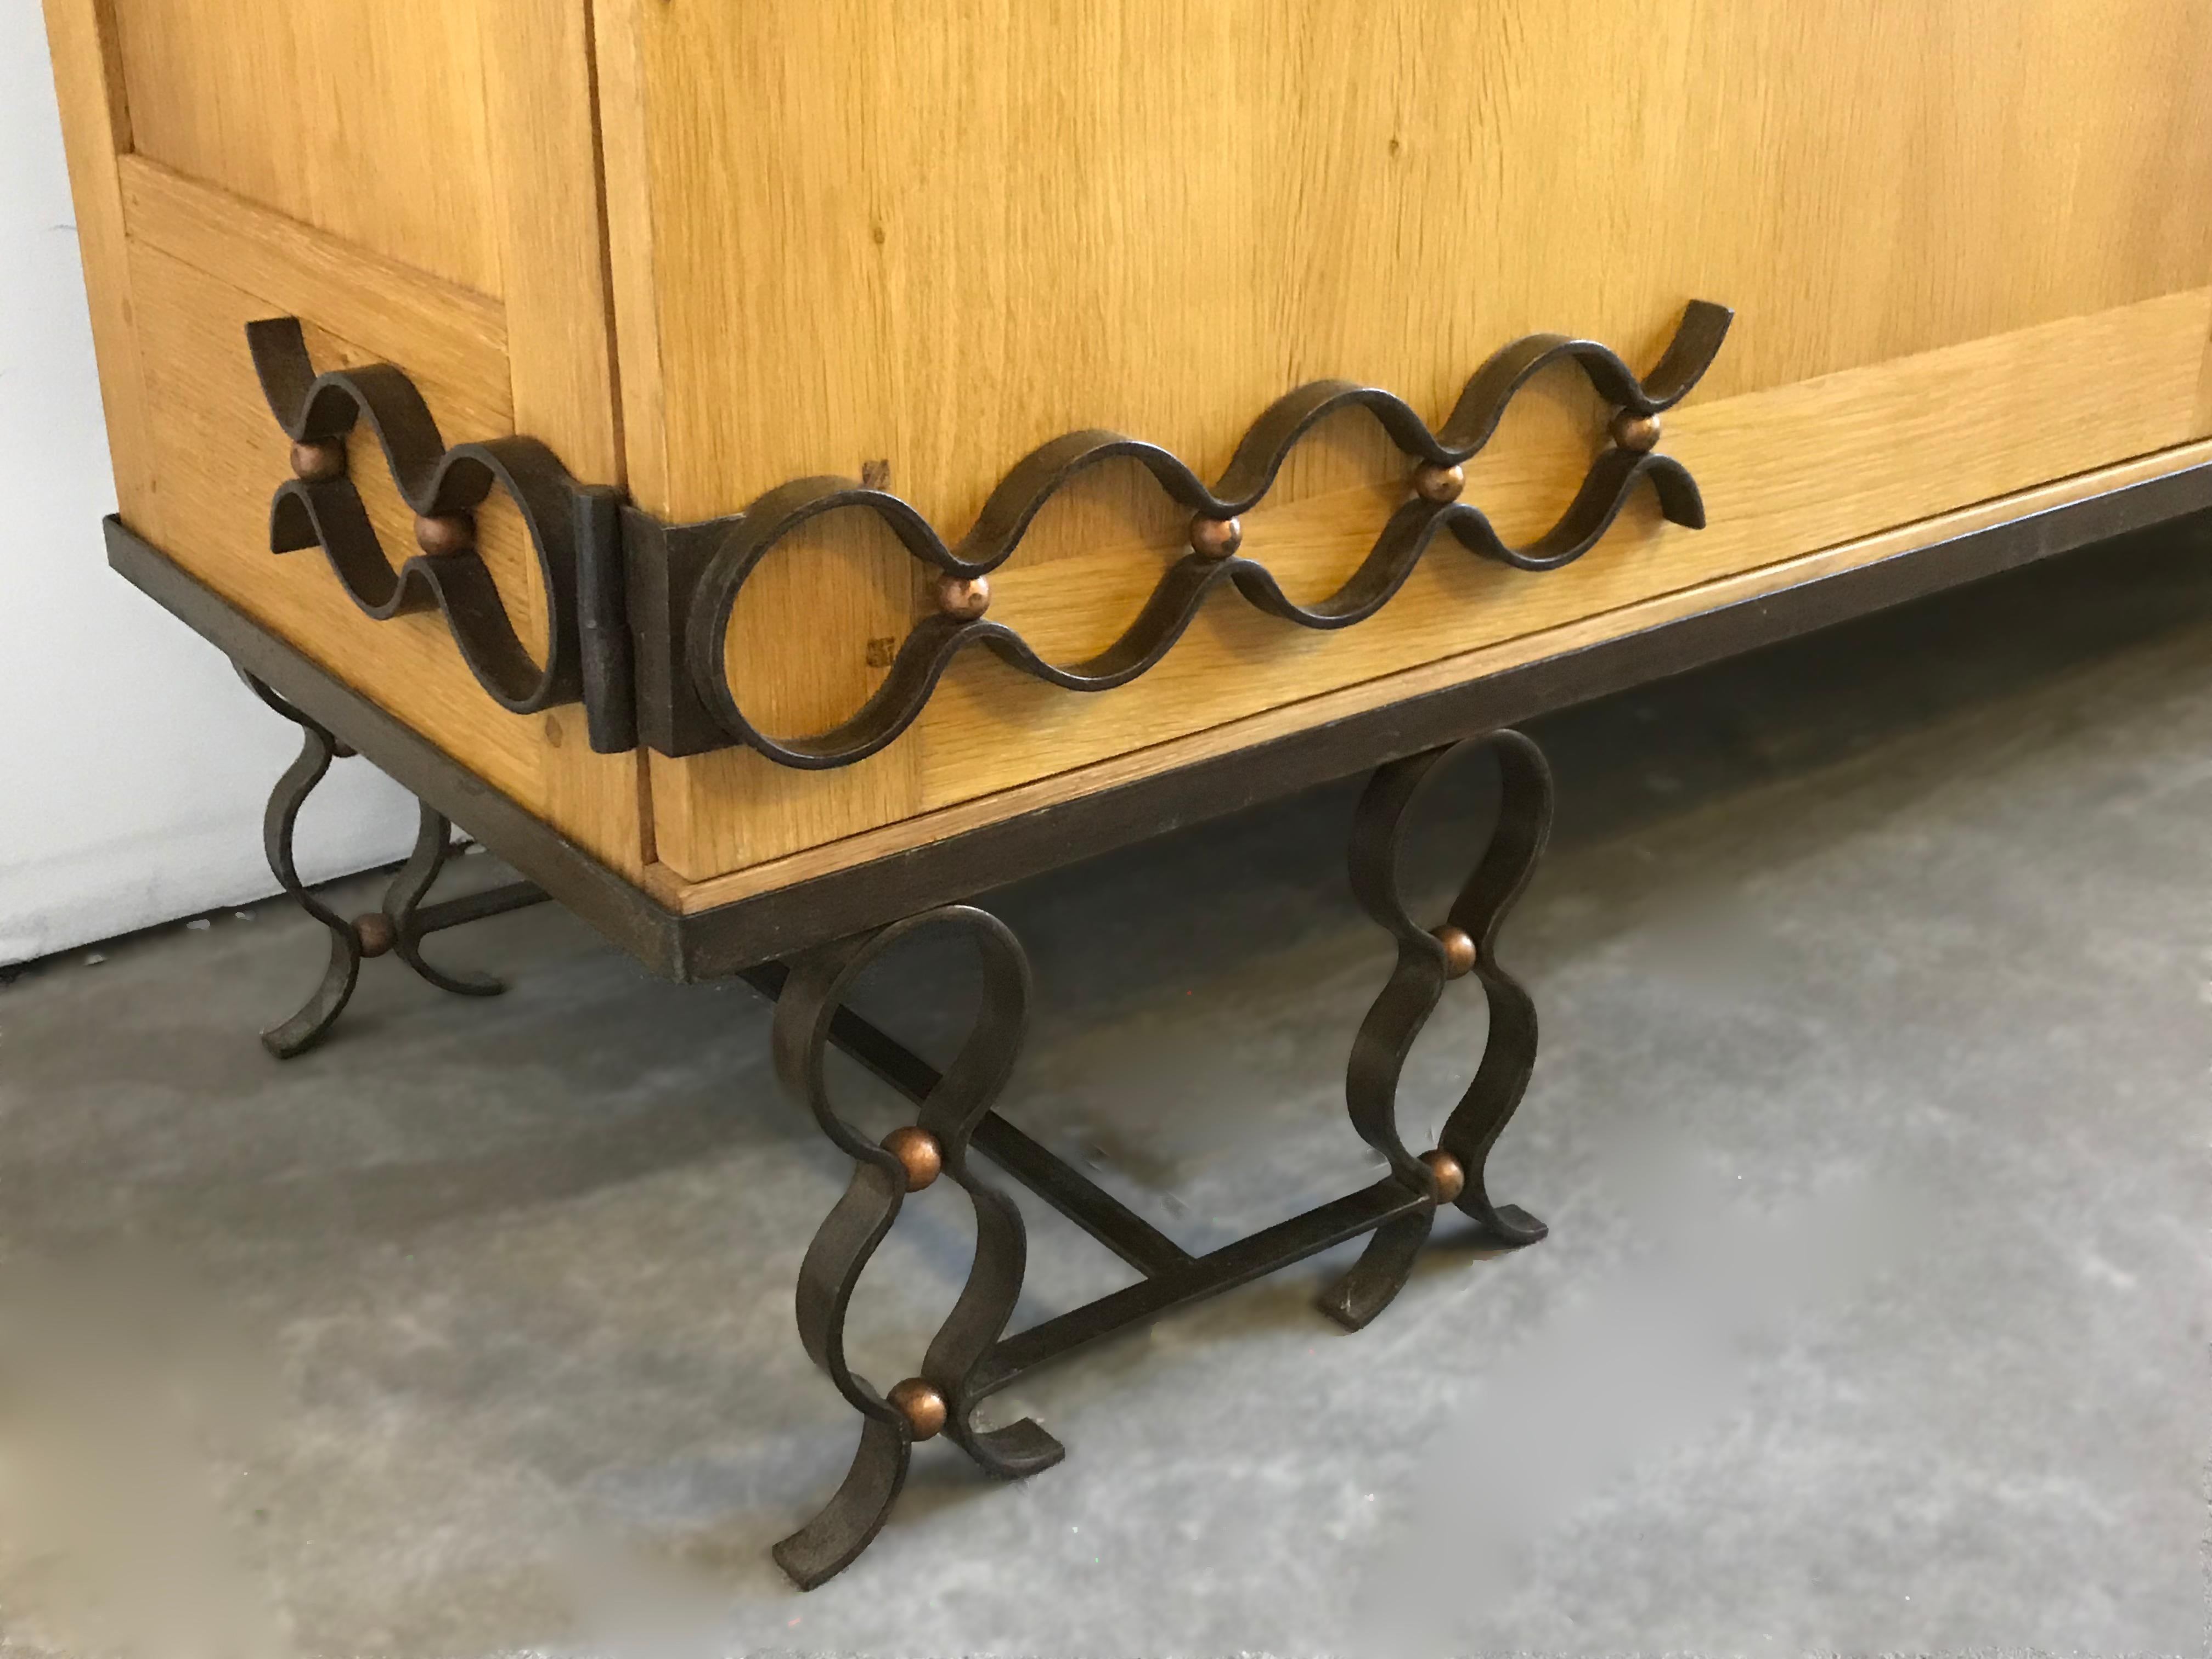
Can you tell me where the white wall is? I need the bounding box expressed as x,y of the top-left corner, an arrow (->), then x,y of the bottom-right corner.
2,5 -> 414,966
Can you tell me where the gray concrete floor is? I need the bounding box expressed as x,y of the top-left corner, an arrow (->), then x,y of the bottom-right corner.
3,524 -> 2210,1657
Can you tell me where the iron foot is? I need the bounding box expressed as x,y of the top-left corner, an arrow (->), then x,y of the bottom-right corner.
1317,728 -> 1555,1329
241,670 -> 546,1057
769,907 -> 1066,1589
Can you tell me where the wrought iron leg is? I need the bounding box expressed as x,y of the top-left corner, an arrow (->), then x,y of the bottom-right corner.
240,670 -> 549,1058
1319,729 -> 1554,1331
381,806 -> 531,997
766,908 -> 1064,1590
243,670 -> 364,1057
738,729 -> 1560,1585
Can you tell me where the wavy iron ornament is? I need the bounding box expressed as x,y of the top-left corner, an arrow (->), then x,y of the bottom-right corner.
751,729 -> 1556,1584
769,906 -> 1064,1588
1319,728 -> 1555,1329
683,301 -> 1731,768
245,319 -> 634,751
238,669 -> 548,1057
243,302 -> 1725,766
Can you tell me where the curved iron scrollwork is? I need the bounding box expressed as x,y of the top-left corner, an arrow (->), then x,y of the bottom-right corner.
769,906 -> 1064,1589
239,670 -> 548,1057
1318,728 -> 1555,1331
682,301 -> 1732,769
748,731 -> 1559,1585
245,319 -> 634,751
242,667 -> 366,1058
242,304 -> 1725,765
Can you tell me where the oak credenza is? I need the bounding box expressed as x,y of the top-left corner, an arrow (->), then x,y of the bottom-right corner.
45,0 -> 2212,1587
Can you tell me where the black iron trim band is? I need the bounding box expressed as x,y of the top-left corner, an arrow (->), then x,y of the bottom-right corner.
676,301 -> 1733,768
245,304 -> 1730,768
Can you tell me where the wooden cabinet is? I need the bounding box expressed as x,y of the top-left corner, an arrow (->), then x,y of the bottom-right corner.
47,0 -> 2212,907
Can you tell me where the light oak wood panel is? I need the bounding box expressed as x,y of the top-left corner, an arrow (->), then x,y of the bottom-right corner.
588,0 -> 669,515
653,431 -> 2212,914
118,131 -> 650,871
593,0 -> 747,867
653,286 -> 2212,879
119,157 -> 507,407
68,0 -> 648,872
2194,300 -> 2212,432
107,0 -> 503,296
477,0 -> 622,488
609,0 -> 2212,519
40,0 -> 152,520
123,243 -> 641,868
113,172 -> 538,658
609,0 -> 2212,876
477,0 -> 649,867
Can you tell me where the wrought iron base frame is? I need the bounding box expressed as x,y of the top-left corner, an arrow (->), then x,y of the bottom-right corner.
241,670 -> 549,1057
740,726 -> 1555,1587
237,691 -> 1556,1588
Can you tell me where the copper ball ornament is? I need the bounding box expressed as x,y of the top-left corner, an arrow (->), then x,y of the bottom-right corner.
414,511 -> 476,557
289,439 -> 346,482
1420,1149 -> 1467,1204
882,1125 -> 943,1192
353,912 -> 396,958
936,573 -> 992,620
1188,514 -> 1243,560
1411,461 -> 1465,505
1430,923 -> 1478,978
1609,410 -> 1662,453
887,1376 -> 947,1440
